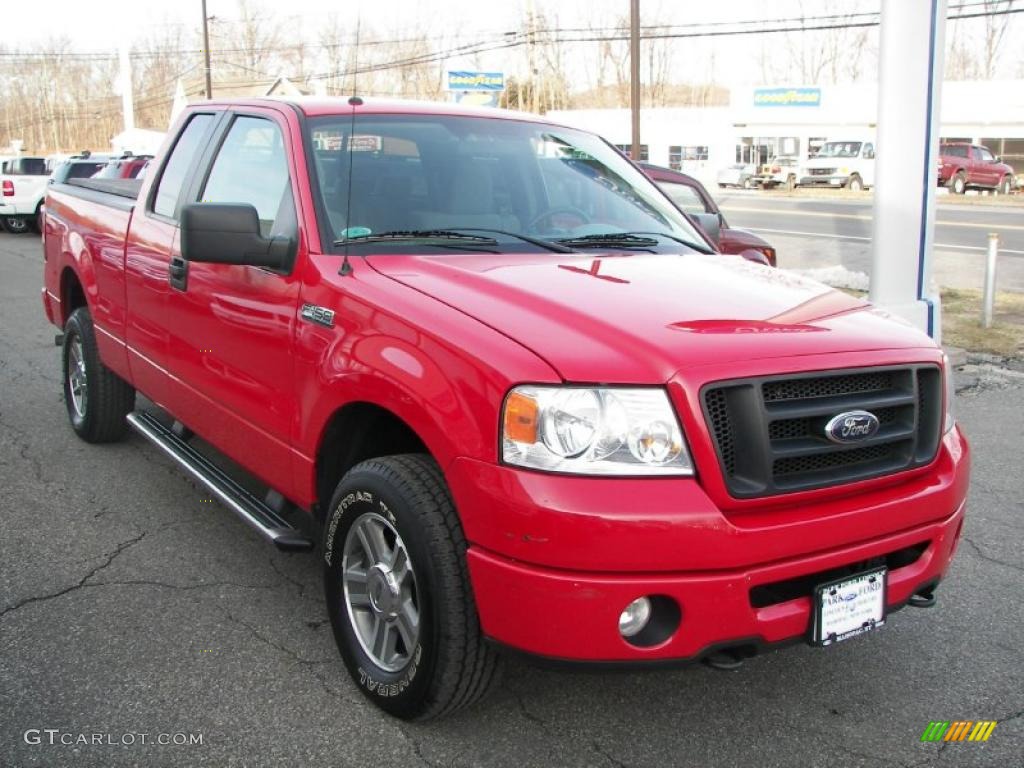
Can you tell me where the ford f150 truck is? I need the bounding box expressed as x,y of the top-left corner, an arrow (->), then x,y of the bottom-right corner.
42,97 -> 969,721
0,155 -> 50,233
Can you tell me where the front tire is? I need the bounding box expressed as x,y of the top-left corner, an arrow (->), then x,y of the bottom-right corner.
998,175 -> 1012,195
846,175 -> 864,192
62,307 -> 135,442
323,455 -> 499,720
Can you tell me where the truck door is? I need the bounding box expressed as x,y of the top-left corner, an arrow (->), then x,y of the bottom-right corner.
125,111 -> 220,405
159,108 -> 302,497
976,146 -> 999,186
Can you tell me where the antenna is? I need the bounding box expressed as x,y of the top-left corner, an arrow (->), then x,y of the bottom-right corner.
338,12 -> 362,277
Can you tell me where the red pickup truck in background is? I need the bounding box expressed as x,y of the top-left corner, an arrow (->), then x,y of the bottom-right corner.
42,98 -> 969,721
938,142 -> 1015,195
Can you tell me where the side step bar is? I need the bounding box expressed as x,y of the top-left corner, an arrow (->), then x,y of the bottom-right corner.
127,412 -> 314,552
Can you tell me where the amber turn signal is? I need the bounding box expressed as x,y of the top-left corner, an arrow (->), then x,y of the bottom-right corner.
503,391 -> 538,444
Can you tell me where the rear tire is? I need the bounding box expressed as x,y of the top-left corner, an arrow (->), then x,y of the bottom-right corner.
62,307 -> 135,443
785,174 -> 796,192
323,454 -> 499,720
1,215 -> 28,234
950,171 -> 966,195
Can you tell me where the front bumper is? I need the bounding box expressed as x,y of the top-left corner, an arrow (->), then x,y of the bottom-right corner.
450,426 -> 969,662
800,175 -> 849,186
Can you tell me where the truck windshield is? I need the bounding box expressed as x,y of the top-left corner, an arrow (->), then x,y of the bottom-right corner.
815,142 -> 863,158
307,113 -> 707,254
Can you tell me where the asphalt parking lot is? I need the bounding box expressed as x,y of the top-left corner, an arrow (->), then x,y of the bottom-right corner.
1,229 -> 1022,768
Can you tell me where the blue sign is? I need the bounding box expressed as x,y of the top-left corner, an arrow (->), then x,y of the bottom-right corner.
754,87 -> 821,107
447,71 -> 505,92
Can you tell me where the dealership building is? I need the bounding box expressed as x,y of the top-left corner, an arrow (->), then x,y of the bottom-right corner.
547,80 -> 1024,184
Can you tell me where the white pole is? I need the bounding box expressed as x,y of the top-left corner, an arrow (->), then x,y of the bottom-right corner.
982,233 -> 999,328
869,0 -> 947,342
119,40 -> 135,135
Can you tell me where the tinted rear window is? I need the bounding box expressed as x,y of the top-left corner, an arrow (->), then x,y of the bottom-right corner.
66,162 -> 105,179
942,145 -> 969,158
6,158 -> 48,175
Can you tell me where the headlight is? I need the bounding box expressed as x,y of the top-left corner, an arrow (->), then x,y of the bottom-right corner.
942,354 -> 956,434
501,386 -> 694,475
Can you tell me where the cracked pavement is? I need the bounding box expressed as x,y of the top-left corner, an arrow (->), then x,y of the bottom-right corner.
1,231 -> 1022,767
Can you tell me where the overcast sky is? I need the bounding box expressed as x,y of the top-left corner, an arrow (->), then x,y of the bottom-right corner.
11,0 -> 1024,87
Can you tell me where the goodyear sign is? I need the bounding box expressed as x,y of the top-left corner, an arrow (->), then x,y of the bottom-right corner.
447,71 -> 505,92
754,87 -> 821,107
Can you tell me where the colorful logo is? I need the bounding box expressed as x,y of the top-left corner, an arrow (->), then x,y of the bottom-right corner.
920,721 -> 997,742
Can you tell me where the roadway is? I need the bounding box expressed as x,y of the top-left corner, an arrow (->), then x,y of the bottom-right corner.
715,192 -> 1024,292
1,230 -> 1023,767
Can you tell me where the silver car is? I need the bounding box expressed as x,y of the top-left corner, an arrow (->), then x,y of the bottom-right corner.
717,163 -> 757,189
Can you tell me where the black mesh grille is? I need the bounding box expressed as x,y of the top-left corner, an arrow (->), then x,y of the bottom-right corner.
702,365 -> 943,497
762,371 -> 894,403
774,443 -> 898,477
704,389 -> 736,475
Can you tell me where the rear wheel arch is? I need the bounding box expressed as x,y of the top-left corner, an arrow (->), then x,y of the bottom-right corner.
60,267 -> 88,324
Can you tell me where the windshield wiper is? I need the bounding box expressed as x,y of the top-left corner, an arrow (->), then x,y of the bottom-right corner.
554,233 -> 660,249
451,228 -> 576,253
622,231 -> 714,254
333,229 -> 498,246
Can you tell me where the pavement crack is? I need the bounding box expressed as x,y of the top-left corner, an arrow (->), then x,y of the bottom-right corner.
223,608 -> 329,666
591,740 -> 630,768
514,690 -> 547,726
0,529 -> 147,621
268,552 -> 308,598
396,726 -> 445,768
960,536 -> 1023,574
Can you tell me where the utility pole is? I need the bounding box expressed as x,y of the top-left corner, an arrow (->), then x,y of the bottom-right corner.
118,40 -> 135,134
630,0 -> 641,161
201,0 -> 213,100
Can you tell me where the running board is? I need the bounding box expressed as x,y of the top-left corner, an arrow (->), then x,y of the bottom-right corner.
127,412 -> 314,552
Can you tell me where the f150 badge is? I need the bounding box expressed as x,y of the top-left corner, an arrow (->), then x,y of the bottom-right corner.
825,410 -> 880,444
300,304 -> 335,328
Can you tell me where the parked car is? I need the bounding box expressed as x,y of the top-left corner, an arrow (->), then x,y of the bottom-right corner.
641,163 -> 777,266
91,154 -> 153,180
754,156 -> 800,190
716,163 -> 757,189
802,140 -> 876,190
43,97 -> 968,721
49,154 -> 112,186
938,142 -> 1015,195
0,155 -> 50,233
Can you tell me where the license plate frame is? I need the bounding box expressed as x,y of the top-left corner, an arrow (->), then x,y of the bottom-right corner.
811,567 -> 888,647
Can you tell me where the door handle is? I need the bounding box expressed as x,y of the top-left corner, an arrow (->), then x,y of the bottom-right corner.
169,255 -> 189,291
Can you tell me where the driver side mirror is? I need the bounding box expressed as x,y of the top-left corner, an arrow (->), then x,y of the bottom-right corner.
181,203 -> 295,270
691,212 -> 721,248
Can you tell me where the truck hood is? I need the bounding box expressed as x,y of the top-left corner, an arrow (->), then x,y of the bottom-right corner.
366,251 -> 935,383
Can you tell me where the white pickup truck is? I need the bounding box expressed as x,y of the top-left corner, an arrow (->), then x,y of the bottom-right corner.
800,140 -> 876,191
0,156 -> 50,233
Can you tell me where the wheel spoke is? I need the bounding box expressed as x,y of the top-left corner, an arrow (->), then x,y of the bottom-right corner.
356,518 -> 388,565
371,616 -> 389,658
390,546 -> 409,583
396,599 -> 419,651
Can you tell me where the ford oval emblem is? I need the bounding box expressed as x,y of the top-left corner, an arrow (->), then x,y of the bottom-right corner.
825,410 -> 880,444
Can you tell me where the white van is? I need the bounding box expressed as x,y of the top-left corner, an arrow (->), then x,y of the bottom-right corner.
800,139 -> 876,191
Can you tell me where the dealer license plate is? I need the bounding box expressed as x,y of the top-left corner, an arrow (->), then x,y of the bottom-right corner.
812,568 -> 887,647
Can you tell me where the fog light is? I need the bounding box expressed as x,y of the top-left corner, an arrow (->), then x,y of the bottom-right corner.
618,596 -> 652,638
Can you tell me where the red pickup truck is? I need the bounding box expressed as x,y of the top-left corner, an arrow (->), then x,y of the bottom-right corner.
938,142 -> 1015,195
42,98 -> 969,721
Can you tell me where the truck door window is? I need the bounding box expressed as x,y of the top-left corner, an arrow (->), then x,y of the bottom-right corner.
978,147 -> 995,163
656,181 -> 708,216
201,116 -> 293,237
153,113 -> 215,218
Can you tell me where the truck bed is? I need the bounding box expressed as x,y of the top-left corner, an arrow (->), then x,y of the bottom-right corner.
63,178 -> 143,206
